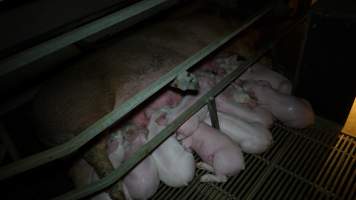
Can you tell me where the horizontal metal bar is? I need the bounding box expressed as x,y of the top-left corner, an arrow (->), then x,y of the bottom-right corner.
59,12 -> 312,200
0,86 -> 40,117
0,0 -> 177,77
0,5 -> 272,181
52,30 -> 270,200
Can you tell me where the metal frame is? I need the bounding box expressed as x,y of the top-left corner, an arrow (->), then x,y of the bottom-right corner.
292,13 -> 311,93
52,14 -> 307,199
0,0 -> 178,77
0,4 -> 272,181
0,1 -> 309,200
0,123 -> 20,161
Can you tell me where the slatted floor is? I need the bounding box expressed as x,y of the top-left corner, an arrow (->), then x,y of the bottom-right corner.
151,120 -> 356,200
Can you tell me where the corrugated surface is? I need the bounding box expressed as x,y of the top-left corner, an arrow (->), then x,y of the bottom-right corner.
151,122 -> 356,200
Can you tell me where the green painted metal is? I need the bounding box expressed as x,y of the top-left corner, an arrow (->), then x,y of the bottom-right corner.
0,0 -> 177,77
207,97 -> 220,130
0,5 -> 272,181
53,36 -> 266,200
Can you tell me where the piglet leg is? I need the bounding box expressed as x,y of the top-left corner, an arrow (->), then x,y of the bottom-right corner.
197,161 -> 229,183
200,174 -> 228,183
196,162 -> 215,172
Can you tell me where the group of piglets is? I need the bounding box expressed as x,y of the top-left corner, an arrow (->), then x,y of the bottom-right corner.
69,54 -> 315,200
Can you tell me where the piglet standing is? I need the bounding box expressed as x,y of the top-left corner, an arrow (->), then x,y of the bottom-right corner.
242,80 -> 315,129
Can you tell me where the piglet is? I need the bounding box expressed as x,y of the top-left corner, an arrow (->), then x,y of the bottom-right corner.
147,109 -> 195,187
242,80 -> 315,129
129,89 -> 182,128
195,72 -> 274,128
119,130 -> 160,200
205,112 -> 273,154
69,126 -> 159,200
239,63 -> 292,94
215,98 -> 274,128
179,122 -> 245,183
215,83 -> 274,128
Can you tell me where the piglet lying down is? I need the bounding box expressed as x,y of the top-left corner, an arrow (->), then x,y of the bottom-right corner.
205,112 -> 273,154
242,80 -> 315,129
147,110 -> 196,187
69,125 -> 160,200
176,114 -> 245,183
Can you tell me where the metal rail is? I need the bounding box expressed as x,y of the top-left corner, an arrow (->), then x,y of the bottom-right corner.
53,32 -> 267,200
53,12 -> 310,199
0,0 -> 178,77
0,5 -> 272,181
0,6 -> 310,200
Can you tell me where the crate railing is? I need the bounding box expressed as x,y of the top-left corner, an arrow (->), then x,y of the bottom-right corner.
0,0 -> 179,77
0,2 -> 314,200
52,12 -> 310,199
0,4 -> 272,182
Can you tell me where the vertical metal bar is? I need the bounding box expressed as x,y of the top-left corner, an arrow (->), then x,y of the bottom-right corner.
0,144 -> 6,163
292,13 -> 311,94
207,97 -> 220,130
0,123 -> 20,161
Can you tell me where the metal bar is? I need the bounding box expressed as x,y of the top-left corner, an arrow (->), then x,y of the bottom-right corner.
53,22 -> 276,199
292,13 -> 311,94
0,0 -> 178,77
233,156 -> 263,197
224,154 -> 254,194
274,172 -> 291,200
0,5 -> 272,181
313,135 -> 344,187
335,144 -> 355,195
326,137 -> 353,191
0,123 -> 20,161
282,178 -> 300,200
0,144 -> 6,163
0,86 -> 40,117
255,169 -> 279,199
207,97 -> 220,130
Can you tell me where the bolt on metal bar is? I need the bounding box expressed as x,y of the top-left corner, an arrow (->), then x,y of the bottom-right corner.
0,5 -> 272,181
0,0 -> 178,77
207,97 -> 220,130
